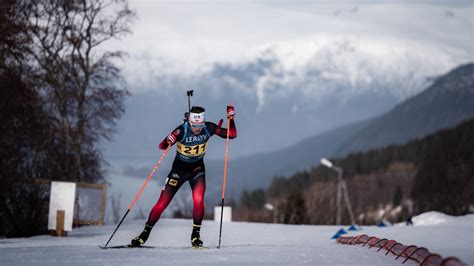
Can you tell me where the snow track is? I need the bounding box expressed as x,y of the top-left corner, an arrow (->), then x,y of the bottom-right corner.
1,213 -> 472,265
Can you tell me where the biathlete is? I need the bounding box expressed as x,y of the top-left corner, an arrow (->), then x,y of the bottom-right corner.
131,105 -> 237,247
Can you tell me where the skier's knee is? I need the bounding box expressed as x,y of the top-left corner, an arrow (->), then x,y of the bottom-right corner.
193,194 -> 204,206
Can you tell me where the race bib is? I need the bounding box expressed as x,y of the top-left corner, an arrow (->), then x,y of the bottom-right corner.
176,142 -> 207,157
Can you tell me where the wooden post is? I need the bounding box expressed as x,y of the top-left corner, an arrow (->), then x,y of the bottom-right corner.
54,209 -> 67,237
99,183 -> 107,225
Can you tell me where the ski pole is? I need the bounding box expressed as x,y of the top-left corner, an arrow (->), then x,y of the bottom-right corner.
102,146 -> 171,248
217,116 -> 231,249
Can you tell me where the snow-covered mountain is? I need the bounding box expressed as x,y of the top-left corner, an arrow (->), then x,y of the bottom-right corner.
103,43 -> 471,160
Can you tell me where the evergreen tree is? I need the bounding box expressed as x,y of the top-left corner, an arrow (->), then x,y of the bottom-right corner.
279,190 -> 307,225
393,186 -> 403,206
411,120 -> 474,215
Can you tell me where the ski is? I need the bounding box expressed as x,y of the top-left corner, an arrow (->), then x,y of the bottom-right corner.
99,245 -> 209,250
190,246 -> 209,250
99,244 -> 155,249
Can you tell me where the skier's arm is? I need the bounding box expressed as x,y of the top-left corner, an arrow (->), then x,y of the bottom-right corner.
158,125 -> 184,149
206,120 -> 237,139
207,105 -> 237,139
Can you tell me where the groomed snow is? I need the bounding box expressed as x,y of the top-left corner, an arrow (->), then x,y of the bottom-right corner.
1,212 -> 473,265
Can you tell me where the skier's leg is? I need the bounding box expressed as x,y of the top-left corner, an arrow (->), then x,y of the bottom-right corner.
191,176 -> 206,226
147,177 -> 183,226
189,167 -> 206,246
131,175 -> 183,246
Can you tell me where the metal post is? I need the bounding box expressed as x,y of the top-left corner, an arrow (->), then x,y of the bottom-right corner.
335,167 -> 355,225
336,168 -> 342,225
342,180 -> 356,225
321,158 -> 355,226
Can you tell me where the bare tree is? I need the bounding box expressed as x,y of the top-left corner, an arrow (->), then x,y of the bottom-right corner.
0,0 -> 53,237
25,0 -> 134,182
0,0 -> 134,237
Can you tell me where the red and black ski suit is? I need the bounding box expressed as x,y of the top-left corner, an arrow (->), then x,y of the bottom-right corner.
146,119 -> 237,228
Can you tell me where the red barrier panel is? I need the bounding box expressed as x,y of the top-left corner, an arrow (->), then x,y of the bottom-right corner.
336,235 -> 466,266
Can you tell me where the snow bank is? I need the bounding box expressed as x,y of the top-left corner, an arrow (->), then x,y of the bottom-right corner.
412,211 -> 474,226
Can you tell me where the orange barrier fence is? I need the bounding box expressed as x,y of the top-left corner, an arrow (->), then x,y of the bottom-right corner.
336,234 -> 466,266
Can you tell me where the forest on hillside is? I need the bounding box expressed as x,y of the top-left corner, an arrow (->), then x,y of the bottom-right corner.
234,119 -> 474,225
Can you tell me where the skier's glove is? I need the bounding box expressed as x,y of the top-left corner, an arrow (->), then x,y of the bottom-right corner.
159,132 -> 177,149
227,105 -> 235,119
167,133 -> 177,145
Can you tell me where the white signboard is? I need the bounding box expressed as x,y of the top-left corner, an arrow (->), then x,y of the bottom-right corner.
48,181 -> 76,231
214,206 -> 232,222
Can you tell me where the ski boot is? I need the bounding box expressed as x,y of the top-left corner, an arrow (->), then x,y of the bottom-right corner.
191,224 -> 203,247
130,224 -> 153,247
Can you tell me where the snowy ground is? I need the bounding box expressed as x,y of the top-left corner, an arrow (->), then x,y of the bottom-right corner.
1,212 -> 473,265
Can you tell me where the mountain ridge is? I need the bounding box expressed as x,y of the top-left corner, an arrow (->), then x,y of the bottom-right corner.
206,62 -> 474,201
335,63 -> 474,156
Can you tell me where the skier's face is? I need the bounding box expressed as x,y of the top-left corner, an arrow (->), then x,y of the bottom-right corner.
190,121 -> 204,135
191,126 -> 202,135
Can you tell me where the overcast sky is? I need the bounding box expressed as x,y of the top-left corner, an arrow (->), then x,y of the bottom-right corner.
106,0 -> 473,97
